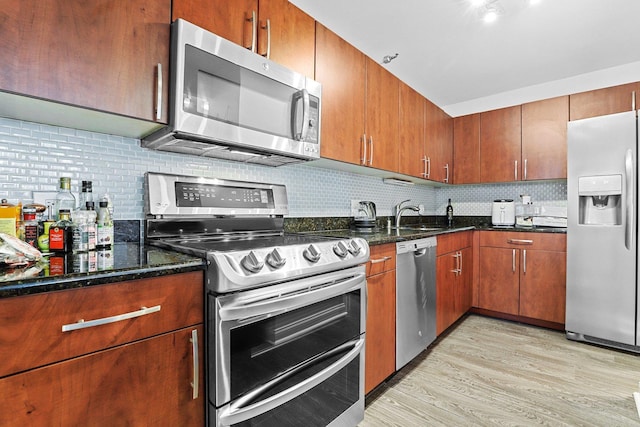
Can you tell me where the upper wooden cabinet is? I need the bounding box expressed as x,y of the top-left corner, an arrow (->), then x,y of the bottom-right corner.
0,0 -> 170,123
480,105 -> 522,183
365,58 -> 399,172
521,96 -> 568,180
398,82 -> 426,178
315,23 -> 365,164
425,100 -> 453,183
453,113 -> 481,184
173,0 -> 315,78
569,82 -> 640,121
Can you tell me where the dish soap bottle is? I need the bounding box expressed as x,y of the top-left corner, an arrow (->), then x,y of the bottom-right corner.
446,198 -> 454,227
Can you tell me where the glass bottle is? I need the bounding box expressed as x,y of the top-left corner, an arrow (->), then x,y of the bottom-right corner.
22,206 -> 39,247
0,199 -> 17,236
71,209 -> 88,253
79,180 -> 93,211
97,200 -> 114,248
55,177 -> 76,220
446,198 -> 454,227
85,201 -> 97,250
49,209 -> 74,252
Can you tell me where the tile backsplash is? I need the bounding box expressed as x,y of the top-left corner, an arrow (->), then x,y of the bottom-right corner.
0,117 -> 566,220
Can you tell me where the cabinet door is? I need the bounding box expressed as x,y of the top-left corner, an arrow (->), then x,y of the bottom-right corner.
172,0 -> 256,48
398,82 -> 426,178
480,106 -> 522,183
425,100 -> 453,183
315,24 -> 365,165
365,58 -> 399,172
455,247 -> 473,319
522,96 -> 568,180
436,253 -> 457,336
453,113 -> 481,184
478,246 -> 519,315
1,0 -> 170,123
0,327 -> 205,426
258,0 -> 315,78
365,270 -> 396,393
519,250 -> 567,324
569,82 -> 640,121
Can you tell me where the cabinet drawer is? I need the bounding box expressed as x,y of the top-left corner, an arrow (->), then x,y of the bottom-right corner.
366,243 -> 396,276
479,231 -> 566,251
437,231 -> 473,255
0,271 -> 203,378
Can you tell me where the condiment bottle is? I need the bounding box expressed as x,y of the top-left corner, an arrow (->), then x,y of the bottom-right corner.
22,207 -> 39,247
446,198 -> 454,227
49,209 -> 74,252
97,200 -> 114,248
0,199 -> 17,236
79,180 -> 94,211
55,177 -> 76,220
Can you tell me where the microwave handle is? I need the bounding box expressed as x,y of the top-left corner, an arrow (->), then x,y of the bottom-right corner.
293,88 -> 310,141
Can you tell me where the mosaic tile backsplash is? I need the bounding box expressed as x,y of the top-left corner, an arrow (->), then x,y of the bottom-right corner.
0,117 -> 566,220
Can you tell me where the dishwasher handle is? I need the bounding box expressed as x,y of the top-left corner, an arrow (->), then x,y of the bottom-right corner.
396,237 -> 437,254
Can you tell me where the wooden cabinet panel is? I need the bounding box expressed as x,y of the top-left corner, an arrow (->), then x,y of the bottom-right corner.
365,58 -> 399,172
455,247 -> 473,320
0,271 -> 204,378
522,96 -> 568,180
174,0 -> 314,78
478,246 -> 520,315
569,82 -> 640,121
519,250 -> 566,324
480,106 -> 522,183
398,82 -> 426,178
366,243 -> 396,276
479,231 -> 566,252
453,113 -> 481,184
365,270 -> 395,394
315,24 -> 365,164
1,0 -> 170,123
0,326 -> 204,426
425,100 -> 453,183
436,252 -> 457,336
437,231 -> 473,256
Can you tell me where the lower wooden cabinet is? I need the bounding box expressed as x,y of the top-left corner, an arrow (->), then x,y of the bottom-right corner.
0,271 -> 205,424
365,243 -> 396,394
436,231 -> 473,335
477,231 -> 566,327
0,326 -> 204,426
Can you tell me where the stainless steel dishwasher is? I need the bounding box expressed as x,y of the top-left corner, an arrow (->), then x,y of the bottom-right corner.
396,237 -> 437,370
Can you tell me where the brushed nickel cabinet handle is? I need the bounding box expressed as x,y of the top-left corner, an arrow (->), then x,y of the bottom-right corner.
444,163 -> 449,183
632,91 -> 636,110
524,159 -> 528,180
512,249 -> 516,273
247,10 -> 257,52
459,250 -> 463,274
61,305 -> 161,332
421,156 -> 428,178
369,136 -> 374,165
507,239 -> 533,245
514,160 -> 518,181
523,250 -> 527,274
155,63 -> 162,121
370,256 -> 392,264
361,134 -> 367,165
261,19 -> 271,58
190,329 -> 199,400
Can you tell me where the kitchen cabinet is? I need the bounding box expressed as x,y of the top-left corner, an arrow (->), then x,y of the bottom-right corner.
569,82 -> 640,121
0,0 -> 170,123
425,100 -> 454,183
365,58 -> 400,172
436,231 -> 473,335
316,23 -> 365,165
453,113 -> 481,184
0,271 -> 204,424
477,231 -> 566,327
365,244 -> 396,394
521,96 -> 569,180
480,105 -> 522,183
398,82 -> 426,178
173,0 -> 315,78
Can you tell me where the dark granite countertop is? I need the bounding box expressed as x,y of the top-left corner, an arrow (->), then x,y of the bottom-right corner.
0,243 -> 205,299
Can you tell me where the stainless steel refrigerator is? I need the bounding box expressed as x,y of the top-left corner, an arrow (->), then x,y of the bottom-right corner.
566,110 -> 639,352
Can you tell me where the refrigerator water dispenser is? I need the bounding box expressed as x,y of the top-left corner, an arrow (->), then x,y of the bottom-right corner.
578,174 -> 622,225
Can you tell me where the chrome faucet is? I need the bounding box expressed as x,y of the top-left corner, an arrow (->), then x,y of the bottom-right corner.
394,199 -> 421,228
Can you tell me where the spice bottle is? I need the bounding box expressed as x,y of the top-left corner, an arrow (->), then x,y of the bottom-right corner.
22,206 -> 39,247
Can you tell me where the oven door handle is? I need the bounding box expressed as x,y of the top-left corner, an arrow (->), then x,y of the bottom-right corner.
218,272 -> 366,322
218,337 -> 364,426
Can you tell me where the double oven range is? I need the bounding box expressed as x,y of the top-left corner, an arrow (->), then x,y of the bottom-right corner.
144,172 -> 369,427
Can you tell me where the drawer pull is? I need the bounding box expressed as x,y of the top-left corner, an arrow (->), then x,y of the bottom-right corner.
61,305 -> 161,332
507,239 -> 533,245
190,329 -> 199,400
370,256 -> 392,264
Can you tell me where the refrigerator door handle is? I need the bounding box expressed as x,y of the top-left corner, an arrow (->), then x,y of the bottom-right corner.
625,148 -> 634,250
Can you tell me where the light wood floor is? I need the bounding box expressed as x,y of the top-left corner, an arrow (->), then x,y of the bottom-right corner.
361,314 -> 640,426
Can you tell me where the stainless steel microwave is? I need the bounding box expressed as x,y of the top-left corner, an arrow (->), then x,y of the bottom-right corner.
142,19 -> 322,167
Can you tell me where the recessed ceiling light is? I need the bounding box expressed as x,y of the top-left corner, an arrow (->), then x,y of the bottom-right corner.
483,9 -> 499,23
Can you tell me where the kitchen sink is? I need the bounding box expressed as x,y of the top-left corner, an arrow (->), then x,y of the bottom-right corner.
394,226 -> 444,232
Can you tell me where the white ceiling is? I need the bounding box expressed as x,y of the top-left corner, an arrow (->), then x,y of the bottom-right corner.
290,0 -> 640,117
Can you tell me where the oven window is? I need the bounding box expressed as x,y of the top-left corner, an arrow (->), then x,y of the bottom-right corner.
230,357 -> 360,427
230,290 -> 361,402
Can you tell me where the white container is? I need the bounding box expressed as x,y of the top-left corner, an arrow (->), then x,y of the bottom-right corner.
492,199 -> 515,226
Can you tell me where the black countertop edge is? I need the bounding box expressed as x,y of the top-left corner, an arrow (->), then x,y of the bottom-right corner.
0,243 -> 205,299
